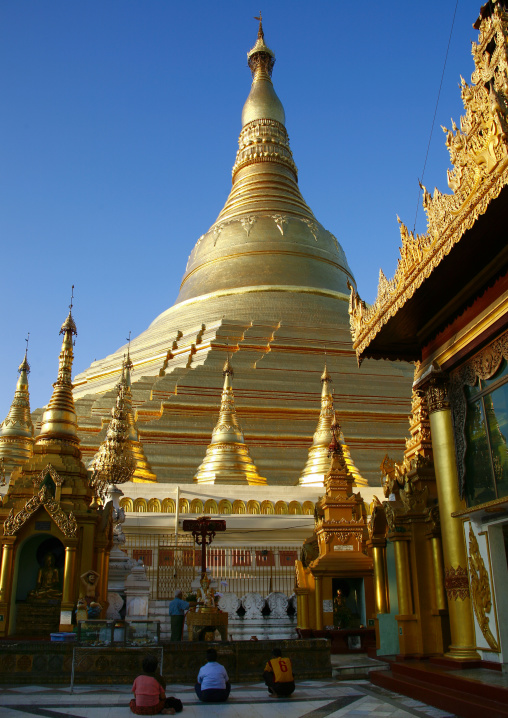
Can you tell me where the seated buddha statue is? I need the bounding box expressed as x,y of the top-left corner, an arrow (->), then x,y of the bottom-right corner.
28,552 -> 62,600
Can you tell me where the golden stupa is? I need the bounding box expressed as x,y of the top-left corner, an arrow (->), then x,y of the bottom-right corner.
194,357 -> 266,485
64,18 -> 413,485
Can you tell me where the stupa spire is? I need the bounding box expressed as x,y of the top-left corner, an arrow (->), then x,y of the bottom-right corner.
299,365 -> 367,486
118,348 -> 157,483
0,340 -> 34,475
194,357 -> 266,484
37,288 -> 79,446
89,379 -> 136,500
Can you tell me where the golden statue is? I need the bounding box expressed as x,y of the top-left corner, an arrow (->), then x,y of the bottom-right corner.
79,570 -> 102,618
28,552 -> 62,600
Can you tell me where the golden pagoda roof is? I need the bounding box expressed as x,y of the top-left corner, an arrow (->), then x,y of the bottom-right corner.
194,359 -> 266,485
37,309 -> 79,446
0,349 -> 34,472
349,3 -> 508,364
174,18 -> 355,307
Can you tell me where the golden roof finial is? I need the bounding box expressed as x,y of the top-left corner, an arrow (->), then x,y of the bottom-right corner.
194,361 -> 266,485
37,294 -> 79,446
18,333 -> 30,376
321,363 -> 331,383
254,11 -> 264,40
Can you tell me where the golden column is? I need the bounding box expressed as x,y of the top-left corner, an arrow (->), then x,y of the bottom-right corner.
424,370 -> 479,661
368,538 -> 389,614
295,587 -> 310,629
0,540 -> 15,601
61,542 -> 78,605
314,576 -> 323,630
391,536 -> 413,616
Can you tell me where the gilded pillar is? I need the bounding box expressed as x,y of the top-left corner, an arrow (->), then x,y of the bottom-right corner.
392,537 -> 413,616
371,541 -> 389,614
430,535 -> 447,612
426,371 -> 479,661
61,544 -> 77,606
0,541 -> 14,601
314,576 -> 323,630
295,587 -> 310,629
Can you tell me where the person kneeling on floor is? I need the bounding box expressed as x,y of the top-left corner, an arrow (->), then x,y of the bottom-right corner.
130,655 -> 182,715
195,647 -> 231,703
263,647 -> 295,697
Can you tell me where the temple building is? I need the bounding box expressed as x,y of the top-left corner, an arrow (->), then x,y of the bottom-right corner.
350,0 -> 508,679
1,17 -> 415,631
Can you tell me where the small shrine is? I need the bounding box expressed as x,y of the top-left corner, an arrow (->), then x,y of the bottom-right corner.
0,303 -> 113,636
295,414 -> 374,646
182,515 -> 228,640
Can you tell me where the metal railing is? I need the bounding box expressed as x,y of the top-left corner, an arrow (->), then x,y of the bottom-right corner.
124,534 -> 298,599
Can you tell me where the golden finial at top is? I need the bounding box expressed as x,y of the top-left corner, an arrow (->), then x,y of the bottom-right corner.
223,356 -> 234,377
321,364 -> 331,383
254,11 -> 264,40
18,334 -> 30,376
60,285 -> 77,337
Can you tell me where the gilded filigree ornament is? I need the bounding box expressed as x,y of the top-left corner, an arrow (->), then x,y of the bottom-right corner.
444,565 -> 470,601
468,524 -> 500,650
400,483 -> 429,513
426,373 -> 450,414
272,214 -> 288,235
240,216 -> 257,236
349,3 -> 508,362
3,485 -> 77,537
31,464 -> 63,488
89,376 -> 136,500
301,218 -> 318,241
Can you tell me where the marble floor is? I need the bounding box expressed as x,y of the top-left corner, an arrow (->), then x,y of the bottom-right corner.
0,679 -> 455,718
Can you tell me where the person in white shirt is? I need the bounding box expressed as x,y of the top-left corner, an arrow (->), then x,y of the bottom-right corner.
194,648 -> 231,703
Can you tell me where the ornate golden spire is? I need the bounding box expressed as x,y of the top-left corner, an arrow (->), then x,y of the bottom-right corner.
194,358 -> 266,485
37,294 -> 79,446
89,379 -> 136,499
0,344 -> 34,475
119,349 -> 157,483
299,366 -> 367,486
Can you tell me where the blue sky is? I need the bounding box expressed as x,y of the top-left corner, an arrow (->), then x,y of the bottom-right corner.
0,0 -> 481,414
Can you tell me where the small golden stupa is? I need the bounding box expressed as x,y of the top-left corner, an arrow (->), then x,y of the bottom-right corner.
0,350 -> 34,478
194,358 -> 266,485
299,365 -> 367,487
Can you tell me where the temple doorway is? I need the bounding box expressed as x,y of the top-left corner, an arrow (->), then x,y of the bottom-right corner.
12,534 -> 64,636
332,577 -> 365,628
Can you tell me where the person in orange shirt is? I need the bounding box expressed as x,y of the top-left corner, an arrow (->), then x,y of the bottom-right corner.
262,647 -> 295,697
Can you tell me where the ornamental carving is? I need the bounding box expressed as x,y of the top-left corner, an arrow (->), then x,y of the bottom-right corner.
272,214 -> 288,235
450,330 -> 508,497
400,483 -> 429,513
301,218 -> 318,241
445,565 -> 470,601
240,216 -> 257,236
31,464 -> 64,488
467,524 -> 500,651
349,4 -> 508,363
3,485 -> 77,537
426,374 -> 450,414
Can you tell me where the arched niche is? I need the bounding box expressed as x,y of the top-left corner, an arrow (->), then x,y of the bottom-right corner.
161,498 -> 175,513
275,501 -> 288,515
261,500 -> 274,515
288,501 -> 302,515
190,499 -> 203,514
134,498 -> 147,512
14,533 -> 64,604
148,498 -> 161,513
218,499 -> 232,514
204,499 -> 218,514
120,497 -> 134,512
179,498 -> 190,514
302,501 -> 315,515
232,500 -> 246,514
247,500 -> 260,514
